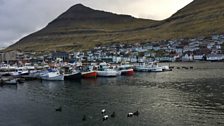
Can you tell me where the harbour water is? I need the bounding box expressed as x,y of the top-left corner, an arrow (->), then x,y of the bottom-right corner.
0,62 -> 224,126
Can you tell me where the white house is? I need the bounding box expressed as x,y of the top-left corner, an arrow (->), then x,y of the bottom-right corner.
206,54 -> 224,61
193,55 -> 204,60
182,54 -> 193,61
112,56 -> 122,63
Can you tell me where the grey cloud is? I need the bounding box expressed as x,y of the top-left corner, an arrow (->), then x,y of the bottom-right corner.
0,0 -> 77,47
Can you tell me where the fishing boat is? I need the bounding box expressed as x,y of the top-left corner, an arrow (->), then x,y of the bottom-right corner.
4,79 -> 18,85
62,67 -> 81,80
82,71 -> 97,78
134,62 -> 163,72
117,64 -> 134,76
97,62 -> 119,77
161,65 -> 172,71
24,63 -> 35,70
64,71 -> 81,80
40,69 -> 64,81
81,65 -> 97,78
22,70 -> 41,80
11,67 -> 29,76
0,77 -> 18,85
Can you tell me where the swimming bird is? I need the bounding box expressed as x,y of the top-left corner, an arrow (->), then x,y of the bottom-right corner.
111,112 -> 115,118
103,115 -> 109,121
127,113 -> 133,117
82,115 -> 86,121
101,109 -> 106,114
133,111 -> 139,116
55,106 -> 62,112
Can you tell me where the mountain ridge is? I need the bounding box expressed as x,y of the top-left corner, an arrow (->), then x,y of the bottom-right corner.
6,1 -> 224,51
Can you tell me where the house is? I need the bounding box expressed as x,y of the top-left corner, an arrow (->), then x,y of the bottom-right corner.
112,56 -> 122,63
52,51 -> 69,61
138,56 -> 146,63
174,47 -> 183,54
152,44 -> 161,51
129,57 -> 136,63
143,44 -> 153,50
155,56 -> 175,62
212,35 -> 220,40
181,53 -> 193,61
193,55 -> 205,61
0,52 -> 4,62
4,50 -> 19,63
206,54 -> 224,61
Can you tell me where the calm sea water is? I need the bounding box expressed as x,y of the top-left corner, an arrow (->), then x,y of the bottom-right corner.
0,62 -> 224,126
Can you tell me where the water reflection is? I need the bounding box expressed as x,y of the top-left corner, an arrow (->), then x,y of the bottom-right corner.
0,62 -> 224,126
41,81 -> 65,91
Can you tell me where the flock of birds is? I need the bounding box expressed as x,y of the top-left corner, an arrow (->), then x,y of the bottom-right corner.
55,107 -> 139,121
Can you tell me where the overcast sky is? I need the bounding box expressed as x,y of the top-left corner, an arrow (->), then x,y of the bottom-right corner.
0,0 -> 193,48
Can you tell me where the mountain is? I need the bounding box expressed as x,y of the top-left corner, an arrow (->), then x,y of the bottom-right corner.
6,1 -> 224,51
161,0 -> 224,38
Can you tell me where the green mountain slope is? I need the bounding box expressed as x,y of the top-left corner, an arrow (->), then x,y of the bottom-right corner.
6,0 -> 224,51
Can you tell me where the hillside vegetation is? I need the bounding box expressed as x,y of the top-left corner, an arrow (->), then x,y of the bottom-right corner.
6,0 -> 224,52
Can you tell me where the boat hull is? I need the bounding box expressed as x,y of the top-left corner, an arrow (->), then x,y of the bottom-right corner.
82,71 -> 97,78
97,71 -> 118,77
150,67 -> 163,72
64,72 -> 82,80
134,66 -> 163,72
120,69 -> 134,75
1,78 -> 17,85
134,67 -> 150,72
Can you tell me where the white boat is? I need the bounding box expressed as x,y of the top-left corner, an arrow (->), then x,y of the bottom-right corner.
117,64 -> 134,75
97,69 -> 119,77
40,69 -> 64,81
22,70 -> 41,79
24,63 -> 35,70
11,67 -> 29,76
0,64 -> 17,70
1,77 -> 17,85
97,62 -> 119,77
161,65 -> 171,71
4,79 -> 17,85
134,62 -> 163,72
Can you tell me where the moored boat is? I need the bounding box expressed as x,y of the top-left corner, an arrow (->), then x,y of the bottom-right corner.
11,67 -> 29,77
82,71 -> 97,78
134,62 -> 163,72
117,64 -> 134,76
40,69 -> 64,81
64,71 -> 82,80
97,62 -> 119,77
97,69 -> 118,77
4,79 -> 17,85
161,65 -> 172,71
0,77 -> 18,85
62,66 -> 81,80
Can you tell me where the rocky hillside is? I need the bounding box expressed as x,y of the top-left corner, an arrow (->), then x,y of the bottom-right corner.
7,0 -> 224,51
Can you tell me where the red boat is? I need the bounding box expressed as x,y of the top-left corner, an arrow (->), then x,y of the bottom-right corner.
120,69 -> 134,76
118,64 -> 134,76
82,71 -> 97,78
